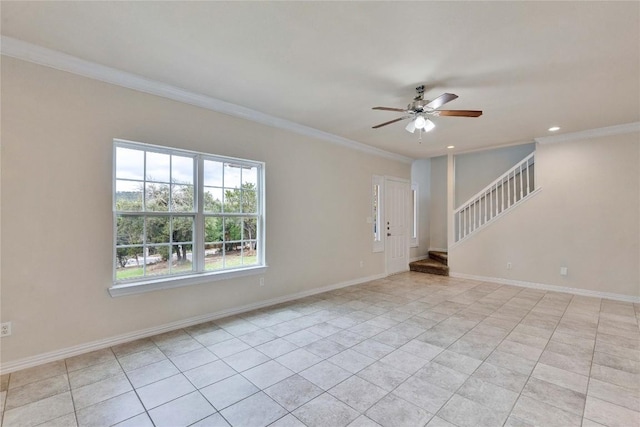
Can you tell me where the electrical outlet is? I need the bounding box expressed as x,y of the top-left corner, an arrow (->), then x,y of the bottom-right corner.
259,277 -> 265,287
560,267 -> 568,276
1,322 -> 12,337
506,262 -> 512,270
359,260 -> 364,268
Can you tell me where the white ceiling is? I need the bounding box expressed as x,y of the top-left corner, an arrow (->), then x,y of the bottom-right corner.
2,1 -> 639,159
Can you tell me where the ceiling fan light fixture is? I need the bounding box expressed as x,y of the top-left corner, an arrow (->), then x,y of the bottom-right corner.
414,115 -> 427,129
423,118 -> 435,132
405,119 -> 416,133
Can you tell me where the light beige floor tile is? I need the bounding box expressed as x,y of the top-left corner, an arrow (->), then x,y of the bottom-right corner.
583,396 -> 640,427
37,412 -> 77,427
276,348 -> 323,373
437,394 -> 507,427
293,393 -> 359,427
136,373 -> 195,409
207,337 -> 251,358
587,378 -> 640,412
68,359 -> 123,389
393,374 -> 452,414
2,374 -> 10,391
432,350 -> 482,375
5,374 -> 69,411
329,376 -> 387,412
415,362 -> 468,392
328,349 -> 376,374
243,360 -> 294,389
220,391 -> 287,427
485,350 -> 536,376
366,394 -> 432,427
148,391 -> 215,427
590,363 -> 639,391
593,351 -> 640,374
113,413 -> 154,427
200,374 -> 259,410
73,391 -> 137,427
471,363 -> 528,393
531,362 -> 589,394
237,329 -> 278,347
111,338 -> 157,358
299,360 -> 351,390
256,338 -> 299,358
356,361 -> 411,392
538,349 -> 592,376
71,373 -> 132,410
522,377 -> 585,415
347,415 -> 382,427
125,359 -> 179,388
65,348 -> 115,372
190,412 -> 231,427
8,361 -> 67,390
193,329 -> 234,346
457,377 -> 518,414
3,392 -> 74,427
223,348 -> 270,372
117,347 -> 166,372
510,395 -> 581,427
183,360 -> 236,389
264,374 -> 323,412
379,350 -> 428,374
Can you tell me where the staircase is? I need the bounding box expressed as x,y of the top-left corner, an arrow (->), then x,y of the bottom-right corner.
454,152 -> 538,243
410,251 -> 449,276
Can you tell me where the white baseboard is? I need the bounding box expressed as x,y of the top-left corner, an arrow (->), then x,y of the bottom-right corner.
450,272 -> 640,303
0,273 -> 386,374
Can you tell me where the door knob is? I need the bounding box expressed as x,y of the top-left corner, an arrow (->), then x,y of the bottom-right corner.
387,233 -> 391,236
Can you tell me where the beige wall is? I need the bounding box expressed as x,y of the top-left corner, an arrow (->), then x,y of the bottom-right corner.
410,159 -> 431,259
455,143 -> 535,206
429,156 -> 448,251
0,58 -> 410,364
450,133 -> 640,298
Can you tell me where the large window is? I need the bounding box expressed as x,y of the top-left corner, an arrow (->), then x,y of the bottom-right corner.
113,140 -> 264,291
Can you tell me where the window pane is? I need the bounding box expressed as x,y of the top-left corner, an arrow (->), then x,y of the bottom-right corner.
146,216 -> 169,244
204,187 -> 223,213
242,190 -> 257,213
224,163 -> 241,188
116,147 -> 144,180
146,246 -> 170,277
171,244 -> 193,274
204,160 -> 223,187
116,246 -> 144,280
223,189 -> 242,213
146,152 -> 170,182
243,217 -> 258,241
224,217 -> 242,242
243,166 -> 258,186
146,183 -> 170,211
172,216 -> 193,243
172,155 -> 193,185
242,241 -> 258,266
205,217 -> 223,243
117,215 -> 143,245
171,184 -> 194,212
116,180 -> 143,211
205,243 -> 224,271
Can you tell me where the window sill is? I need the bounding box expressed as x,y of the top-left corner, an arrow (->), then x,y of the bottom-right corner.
109,265 -> 268,297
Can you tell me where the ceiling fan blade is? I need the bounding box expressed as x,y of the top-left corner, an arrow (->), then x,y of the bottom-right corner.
425,93 -> 458,110
435,110 -> 483,117
372,106 -> 407,112
372,116 -> 410,129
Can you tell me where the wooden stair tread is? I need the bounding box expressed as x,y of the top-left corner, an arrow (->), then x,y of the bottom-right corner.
409,257 -> 449,276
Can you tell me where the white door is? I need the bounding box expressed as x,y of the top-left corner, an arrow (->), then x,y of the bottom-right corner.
385,177 -> 410,275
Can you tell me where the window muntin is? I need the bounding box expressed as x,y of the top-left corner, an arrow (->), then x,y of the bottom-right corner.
114,140 -> 264,285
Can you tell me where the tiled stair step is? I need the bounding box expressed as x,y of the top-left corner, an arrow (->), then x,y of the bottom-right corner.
428,251 -> 448,265
409,258 -> 449,276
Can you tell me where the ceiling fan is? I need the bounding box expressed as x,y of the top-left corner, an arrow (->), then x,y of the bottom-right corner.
372,85 -> 482,139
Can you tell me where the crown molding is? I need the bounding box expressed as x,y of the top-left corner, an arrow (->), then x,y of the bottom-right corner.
535,122 -> 640,145
1,36 -> 413,164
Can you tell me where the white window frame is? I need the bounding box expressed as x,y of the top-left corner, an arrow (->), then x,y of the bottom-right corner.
110,139 -> 266,297
410,183 -> 419,248
372,175 -> 384,253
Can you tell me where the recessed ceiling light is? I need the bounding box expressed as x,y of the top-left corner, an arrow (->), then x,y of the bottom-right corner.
447,145 -> 455,149
548,126 -> 560,132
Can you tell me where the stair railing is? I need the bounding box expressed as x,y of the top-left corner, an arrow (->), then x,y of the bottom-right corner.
454,152 -> 537,243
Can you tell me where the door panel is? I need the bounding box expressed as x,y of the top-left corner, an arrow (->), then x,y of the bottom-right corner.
385,178 -> 410,275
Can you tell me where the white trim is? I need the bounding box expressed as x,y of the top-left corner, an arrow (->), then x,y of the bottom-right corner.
1,36 -> 413,165
450,272 -> 640,303
109,266 -> 269,297
1,273 -> 386,374
535,122 -> 640,145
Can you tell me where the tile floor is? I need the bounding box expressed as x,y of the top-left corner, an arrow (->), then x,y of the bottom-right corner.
1,272 -> 639,427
